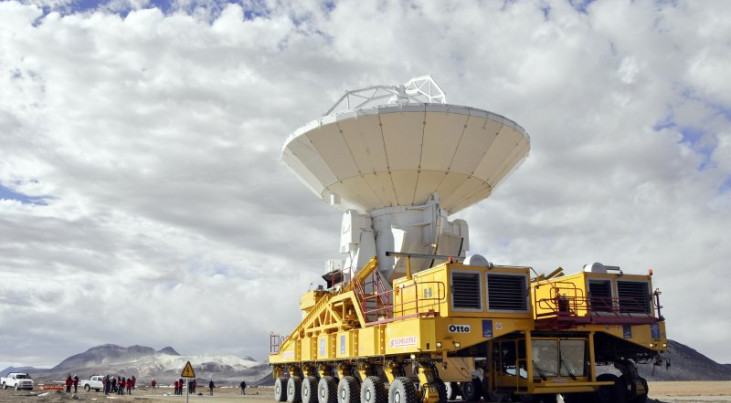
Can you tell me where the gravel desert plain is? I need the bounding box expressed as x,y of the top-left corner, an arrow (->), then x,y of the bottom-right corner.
2,382 -> 731,403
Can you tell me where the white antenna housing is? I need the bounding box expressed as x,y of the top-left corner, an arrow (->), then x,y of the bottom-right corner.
282,76 -> 530,283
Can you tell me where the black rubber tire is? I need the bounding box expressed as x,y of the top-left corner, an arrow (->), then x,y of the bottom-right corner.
444,381 -> 458,401
361,376 -> 386,403
460,379 -> 481,402
338,376 -> 360,403
319,376 -> 338,403
594,374 -> 619,403
302,377 -> 318,403
288,377 -> 303,403
275,377 -> 288,402
84,385 -> 90,392
561,393 -> 593,403
435,381 -> 448,403
388,377 -> 416,403
634,377 -> 648,403
531,394 -> 557,403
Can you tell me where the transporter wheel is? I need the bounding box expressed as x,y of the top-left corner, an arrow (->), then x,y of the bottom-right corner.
361,376 -> 386,403
634,377 -> 648,403
288,377 -> 303,403
460,379 -> 481,402
318,376 -> 337,403
444,382 -> 458,401
338,376 -> 360,403
520,394 -> 557,403
388,377 -> 415,403
594,374 -> 622,403
84,385 -> 91,392
561,393 -> 592,403
274,377 -> 288,402
434,380 -> 448,403
302,377 -> 318,403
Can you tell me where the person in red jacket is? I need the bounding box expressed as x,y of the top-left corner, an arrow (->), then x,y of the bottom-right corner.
65,376 -> 73,393
174,380 -> 179,395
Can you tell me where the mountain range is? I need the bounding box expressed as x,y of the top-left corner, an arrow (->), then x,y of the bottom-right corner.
1,344 -> 271,386
2,339 -> 730,386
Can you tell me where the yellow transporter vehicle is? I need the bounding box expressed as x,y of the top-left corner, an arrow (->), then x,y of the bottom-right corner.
270,255 -> 667,403
270,77 -> 667,403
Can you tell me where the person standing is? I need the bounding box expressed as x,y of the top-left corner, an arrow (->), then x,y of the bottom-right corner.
209,379 -> 215,396
192,378 -> 197,393
65,375 -> 72,393
240,380 -> 247,395
73,375 -> 79,393
150,378 -> 157,394
103,375 -> 110,395
174,380 -> 179,395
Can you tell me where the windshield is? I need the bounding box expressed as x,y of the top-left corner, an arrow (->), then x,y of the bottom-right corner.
532,339 -> 586,379
559,339 -> 586,377
532,340 -> 559,377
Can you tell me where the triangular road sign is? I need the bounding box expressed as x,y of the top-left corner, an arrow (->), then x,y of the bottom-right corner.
181,361 -> 196,378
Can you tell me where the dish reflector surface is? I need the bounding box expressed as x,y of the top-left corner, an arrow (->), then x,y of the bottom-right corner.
282,103 -> 529,215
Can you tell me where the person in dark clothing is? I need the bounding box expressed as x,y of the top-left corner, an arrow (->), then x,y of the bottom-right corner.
73,375 -> 79,393
209,379 -> 215,396
65,376 -> 72,393
104,375 -> 110,395
240,380 -> 247,395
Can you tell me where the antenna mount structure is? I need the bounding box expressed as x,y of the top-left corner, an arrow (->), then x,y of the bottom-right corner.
282,76 -> 530,284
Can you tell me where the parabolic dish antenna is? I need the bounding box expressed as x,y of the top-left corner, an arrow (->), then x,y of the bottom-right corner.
282,76 -> 530,215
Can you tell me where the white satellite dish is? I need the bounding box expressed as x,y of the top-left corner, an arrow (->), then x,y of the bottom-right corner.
281,76 -> 530,281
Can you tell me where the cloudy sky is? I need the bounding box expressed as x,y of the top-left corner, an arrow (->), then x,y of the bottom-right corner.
1,0 -> 730,371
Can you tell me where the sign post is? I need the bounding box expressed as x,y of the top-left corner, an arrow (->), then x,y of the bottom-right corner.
181,361 -> 196,403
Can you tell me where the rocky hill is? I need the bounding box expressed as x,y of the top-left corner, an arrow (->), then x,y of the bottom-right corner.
636,340 -> 731,381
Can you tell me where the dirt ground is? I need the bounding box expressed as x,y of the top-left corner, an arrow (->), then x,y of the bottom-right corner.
1,382 -> 730,403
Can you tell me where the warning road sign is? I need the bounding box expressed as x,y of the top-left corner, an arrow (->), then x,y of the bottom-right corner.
181,361 -> 195,378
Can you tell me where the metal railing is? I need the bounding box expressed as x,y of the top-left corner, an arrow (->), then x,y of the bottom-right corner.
534,282 -> 657,327
352,275 -> 446,325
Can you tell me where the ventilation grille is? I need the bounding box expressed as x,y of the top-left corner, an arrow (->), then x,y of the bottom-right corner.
588,280 -> 613,312
617,281 -> 650,314
451,272 -> 482,310
487,274 -> 527,311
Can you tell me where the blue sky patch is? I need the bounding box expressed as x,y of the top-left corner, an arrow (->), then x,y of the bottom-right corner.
34,0 -> 272,21
679,126 -> 716,170
0,184 -> 49,205
720,176 -> 731,194
569,0 -> 597,13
